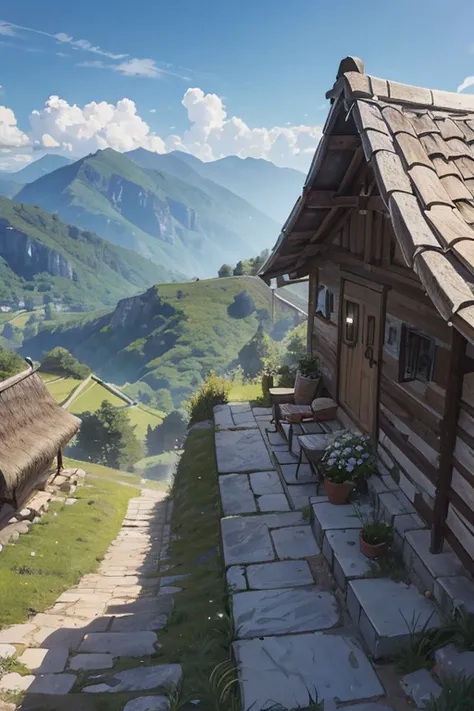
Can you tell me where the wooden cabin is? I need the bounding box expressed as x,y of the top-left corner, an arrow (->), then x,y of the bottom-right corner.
0,363 -> 80,514
260,56 -> 474,574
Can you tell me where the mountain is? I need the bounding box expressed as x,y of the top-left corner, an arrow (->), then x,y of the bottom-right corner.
170,152 -> 304,224
16,148 -> 280,277
0,197 -> 182,311
21,276 -> 275,405
0,177 -> 21,199
5,155 -> 73,184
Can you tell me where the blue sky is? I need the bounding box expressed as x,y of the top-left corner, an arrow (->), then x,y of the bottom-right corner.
1,0 -> 474,172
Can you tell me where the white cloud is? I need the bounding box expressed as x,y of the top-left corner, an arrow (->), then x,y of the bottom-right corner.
54,32 -> 128,60
113,58 -> 161,78
0,89 -> 321,171
457,76 -> 474,93
0,22 -> 16,36
0,106 -> 29,148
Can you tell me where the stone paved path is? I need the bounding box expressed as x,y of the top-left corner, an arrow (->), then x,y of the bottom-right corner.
0,488 -> 181,710
215,402 -> 408,711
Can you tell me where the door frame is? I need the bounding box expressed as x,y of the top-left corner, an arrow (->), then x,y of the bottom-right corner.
336,271 -> 387,439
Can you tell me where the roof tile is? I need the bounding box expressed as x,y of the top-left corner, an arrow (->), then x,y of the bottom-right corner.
369,76 -> 389,99
451,240 -> 474,277
372,150 -> 413,202
389,191 -> 443,263
424,204 -> 474,246
410,113 -> 440,136
435,118 -> 466,140
440,174 -> 474,203
387,80 -> 433,107
455,201 -> 474,225
459,121 -> 474,143
420,133 -> 449,159
431,90 -> 474,113
344,72 -> 373,99
465,178 -> 474,199
395,132 -> 434,170
445,137 -> 474,159
354,100 -> 388,134
381,105 -> 417,136
360,128 -> 395,161
431,156 -> 463,179
452,156 -> 474,180
413,249 -> 474,319
408,164 -> 455,209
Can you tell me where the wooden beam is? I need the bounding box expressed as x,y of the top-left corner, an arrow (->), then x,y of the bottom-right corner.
306,191 -> 386,211
431,327 -> 467,553
326,135 -> 360,150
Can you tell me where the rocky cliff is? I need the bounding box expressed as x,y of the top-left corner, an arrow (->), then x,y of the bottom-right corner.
0,218 -> 74,280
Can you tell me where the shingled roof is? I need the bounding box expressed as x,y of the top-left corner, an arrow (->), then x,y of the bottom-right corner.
260,57 -> 474,342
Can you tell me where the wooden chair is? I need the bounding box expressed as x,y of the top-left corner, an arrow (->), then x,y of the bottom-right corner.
280,397 -> 338,452
295,433 -> 329,491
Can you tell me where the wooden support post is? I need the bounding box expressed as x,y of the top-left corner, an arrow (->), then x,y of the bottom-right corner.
57,448 -> 63,474
307,269 -> 318,355
430,327 -> 466,553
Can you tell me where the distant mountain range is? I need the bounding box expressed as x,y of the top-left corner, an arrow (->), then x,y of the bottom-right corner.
3,155 -> 73,185
15,148 -> 286,277
0,197 -> 182,311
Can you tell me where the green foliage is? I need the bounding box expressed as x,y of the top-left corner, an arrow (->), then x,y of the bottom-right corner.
238,324 -> 280,378
0,195 -> 180,311
40,346 -> 90,379
227,289 -> 256,319
359,511 -> 393,546
218,264 -> 233,278
154,388 -> 174,413
322,431 -> 374,484
73,400 -> 143,471
298,355 -> 320,378
44,302 -> 55,321
425,676 -> 474,711
146,410 -> 187,455
443,610 -> 474,652
284,322 -> 307,366
232,249 -> 269,277
0,346 -> 25,380
187,372 -> 231,424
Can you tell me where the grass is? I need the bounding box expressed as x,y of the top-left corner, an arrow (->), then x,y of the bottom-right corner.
64,457 -> 169,492
69,381 -> 126,414
153,428 -> 237,707
45,376 -> 83,404
134,451 -> 181,485
228,380 -> 267,406
0,470 -> 137,628
38,371 -> 62,383
126,404 -> 164,441
425,676 -> 474,710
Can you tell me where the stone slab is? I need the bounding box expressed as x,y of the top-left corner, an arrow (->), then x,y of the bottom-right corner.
266,431 -> 286,447
273,449 -> 298,465
249,471 -> 282,495
0,644 -> 15,659
252,407 -> 272,416
434,575 -> 474,616
69,653 -> 114,670
347,578 -> 441,658
288,484 -> 319,509
246,560 -> 313,590
435,644 -> 474,681
271,525 -> 319,559
0,673 -> 36,693
232,587 -> 338,638
19,647 -> 68,674
31,627 -> 85,651
123,697 -> 170,711
312,501 -> 371,544
257,494 -> 290,512
79,632 -> 157,656
280,463 -> 315,485
110,612 -> 168,632
405,530 -> 464,593
324,528 -> 372,589
226,565 -> 247,591
257,512 -> 305,528
215,429 -> 273,473
221,517 -> 274,566
219,474 -> 257,515
233,633 -> 384,710
400,669 -> 442,707
0,623 -> 36,644
82,664 -> 182,693
29,674 -> 76,695
213,405 -> 234,430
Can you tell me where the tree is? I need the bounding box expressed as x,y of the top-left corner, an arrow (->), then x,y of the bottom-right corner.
24,295 -> 36,312
2,323 -> 14,340
44,303 -> 55,321
218,264 -> 233,278
74,401 -> 142,470
154,388 -> 174,413
238,324 -> 279,378
283,322 -> 307,366
146,410 -> 187,455
0,347 -> 25,380
233,260 -> 252,276
227,290 -> 256,319
40,347 -> 90,379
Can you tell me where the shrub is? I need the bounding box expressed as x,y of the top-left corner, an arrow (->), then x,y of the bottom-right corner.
187,372 -> 232,424
39,346 -> 91,379
0,347 -> 26,380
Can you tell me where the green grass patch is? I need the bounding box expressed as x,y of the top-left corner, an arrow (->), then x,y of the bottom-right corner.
134,451 -> 180,485
228,380 -> 267,405
126,405 -> 163,441
154,428 -> 235,703
0,470 -> 137,628
46,376 -> 83,404
69,381 -> 126,414
38,372 -> 62,383
64,457 -> 168,493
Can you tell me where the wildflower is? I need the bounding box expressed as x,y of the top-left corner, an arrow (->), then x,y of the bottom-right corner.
327,458 -> 336,467
355,445 -> 363,452
346,464 -> 354,473
357,458 -> 363,465
31,551 -> 36,557
362,453 -> 369,459
348,457 -> 356,465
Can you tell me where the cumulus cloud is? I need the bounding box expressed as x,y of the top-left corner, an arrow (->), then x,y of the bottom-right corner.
0,106 -> 30,148
458,76 -> 474,93
0,89 -> 321,171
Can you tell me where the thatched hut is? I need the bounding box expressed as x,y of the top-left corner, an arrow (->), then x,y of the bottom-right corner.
0,363 -> 80,510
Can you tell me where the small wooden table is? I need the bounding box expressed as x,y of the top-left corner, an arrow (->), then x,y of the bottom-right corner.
267,387 -> 295,434
296,433 -> 329,492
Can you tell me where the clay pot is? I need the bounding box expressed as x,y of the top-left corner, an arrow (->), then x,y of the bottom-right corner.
323,477 -> 354,505
294,371 -> 319,405
359,531 -> 389,559
262,373 -> 274,397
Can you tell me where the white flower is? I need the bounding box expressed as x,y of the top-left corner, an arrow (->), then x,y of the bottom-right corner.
343,447 -> 351,455
30,552 -> 36,557
338,464 -> 343,469
327,458 -> 336,467
346,464 -> 354,473
357,458 -> 363,465
355,445 -> 363,452
362,453 -> 369,459
348,457 -> 356,465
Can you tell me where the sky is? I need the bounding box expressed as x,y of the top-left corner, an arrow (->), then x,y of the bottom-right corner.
1,0 -> 474,173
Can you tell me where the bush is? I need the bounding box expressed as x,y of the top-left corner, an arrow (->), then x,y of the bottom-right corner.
0,347 -> 26,380
187,372 -> 232,424
39,347 -> 91,380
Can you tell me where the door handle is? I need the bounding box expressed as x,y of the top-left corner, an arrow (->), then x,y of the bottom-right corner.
364,345 -> 377,368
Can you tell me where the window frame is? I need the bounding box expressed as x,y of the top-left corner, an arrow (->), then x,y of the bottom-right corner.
315,284 -> 334,321
398,324 -> 436,384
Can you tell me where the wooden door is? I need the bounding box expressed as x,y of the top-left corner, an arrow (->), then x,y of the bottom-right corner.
338,280 -> 383,434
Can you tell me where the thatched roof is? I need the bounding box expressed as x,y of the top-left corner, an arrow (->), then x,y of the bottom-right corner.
0,364 -> 80,504
260,56 -> 474,342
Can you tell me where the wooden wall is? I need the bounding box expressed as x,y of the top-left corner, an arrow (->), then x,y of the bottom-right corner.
308,263 -> 340,397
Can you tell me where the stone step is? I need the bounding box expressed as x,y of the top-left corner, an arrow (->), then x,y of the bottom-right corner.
347,577 -> 441,659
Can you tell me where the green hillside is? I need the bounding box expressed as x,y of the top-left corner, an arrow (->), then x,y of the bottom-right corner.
22,275 -> 275,405
0,197 -> 182,310
16,148 -> 280,277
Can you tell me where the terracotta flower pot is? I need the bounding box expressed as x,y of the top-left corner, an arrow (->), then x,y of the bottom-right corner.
323,477 -> 354,505
359,531 -> 389,559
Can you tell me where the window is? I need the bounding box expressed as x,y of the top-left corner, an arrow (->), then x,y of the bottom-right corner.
343,300 -> 359,345
399,325 -> 435,383
316,285 -> 334,320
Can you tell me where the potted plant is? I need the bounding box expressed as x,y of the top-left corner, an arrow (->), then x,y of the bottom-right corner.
294,355 -> 320,404
359,511 -> 393,559
321,431 -> 374,505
